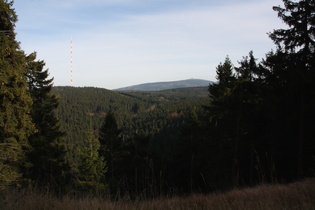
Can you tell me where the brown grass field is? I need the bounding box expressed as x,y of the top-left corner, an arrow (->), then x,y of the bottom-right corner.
1,178 -> 314,210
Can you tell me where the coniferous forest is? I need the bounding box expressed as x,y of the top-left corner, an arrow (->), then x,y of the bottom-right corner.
1,0 -> 315,208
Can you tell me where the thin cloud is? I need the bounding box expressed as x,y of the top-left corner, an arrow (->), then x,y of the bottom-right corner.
15,0 -> 283,89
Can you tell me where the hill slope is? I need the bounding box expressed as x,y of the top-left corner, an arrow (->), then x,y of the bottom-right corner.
114,79 -> 212,91
52,86 -> 209,167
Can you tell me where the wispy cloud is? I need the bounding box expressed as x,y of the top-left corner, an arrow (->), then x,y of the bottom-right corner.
15,0 -> 284,89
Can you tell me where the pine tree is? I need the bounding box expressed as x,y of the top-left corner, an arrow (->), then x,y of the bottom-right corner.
205,57 -> 238,186
99,110 -> 122,195
234,51 -> 259,81
207,56 -> 236,125
24,53 -> 68,192
233,52 -> 269,184
268,0 -> 315,178
209,56 -> 235,98
75,120 -> 107,194
207,53 -> 268,186
0,0 -> 34,188
270,0 -> 315,55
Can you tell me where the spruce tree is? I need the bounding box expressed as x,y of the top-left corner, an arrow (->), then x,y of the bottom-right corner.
270,0 -> 315,55
99,110 -> 122,195
207,56 -> 235,124
24,53 -> 68,192
207,53 -> 268,186
75,120 -> 107,194
233,52 -> 269,185
206,57 -> 237,186
0,0 -> 34,188
268,0 -> 315,178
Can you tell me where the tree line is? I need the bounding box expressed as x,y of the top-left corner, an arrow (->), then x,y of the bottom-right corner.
0,0 -> 67,191
1,0 -> 314,198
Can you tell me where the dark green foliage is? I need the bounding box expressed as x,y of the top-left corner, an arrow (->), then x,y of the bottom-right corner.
270,0 -> 315,55
261,51 -> 315,179
268,0 -> 315,178
99,110 -> 122,195
1,0 -> 314,198
207,56 -> 235,120
99,110 -> 122,160
167,109 -> 209,193
120,134 -> 154,197
52,86 -> 209,171
0,0 -> 34,188
201,0 -> 315,188
72,122 -> 107,195
24,53 -> 68,192
51,86 -> 208,196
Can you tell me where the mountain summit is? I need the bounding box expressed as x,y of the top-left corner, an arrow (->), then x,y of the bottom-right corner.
114,79 -> 213,91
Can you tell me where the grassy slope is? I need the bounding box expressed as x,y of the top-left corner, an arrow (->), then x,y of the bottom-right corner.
2,178 -> 314,210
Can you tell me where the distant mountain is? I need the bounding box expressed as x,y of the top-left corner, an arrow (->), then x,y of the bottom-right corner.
114,79 -> 213,91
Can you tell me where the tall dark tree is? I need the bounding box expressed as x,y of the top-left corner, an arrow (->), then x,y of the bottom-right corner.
268,0 -> 315,178
270,0 -> 315,55
209,56 -> 235,101
0,0 -> 34,188
207,56 -> 236,124
206,56 -> 237,187
24,53 -> 68,192
170,108 -> 210,193
207,52 -> 273,187
119,134 -> 153,197
233,52 -> 271,185
235,51 -> 260,81
99,109 -> 122,195
74,120 -> 107,195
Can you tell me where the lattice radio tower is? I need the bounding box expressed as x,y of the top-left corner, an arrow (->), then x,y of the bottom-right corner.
70,37 -> 73,87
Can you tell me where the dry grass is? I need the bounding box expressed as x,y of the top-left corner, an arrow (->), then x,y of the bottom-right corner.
1,178 -> 314,210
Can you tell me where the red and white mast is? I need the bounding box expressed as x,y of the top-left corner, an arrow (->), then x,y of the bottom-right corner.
70,37 -> 73,87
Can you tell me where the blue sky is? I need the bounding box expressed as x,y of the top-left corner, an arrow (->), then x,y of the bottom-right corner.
14,0 -> 284,89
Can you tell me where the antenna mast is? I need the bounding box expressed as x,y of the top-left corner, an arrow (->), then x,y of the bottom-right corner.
70,37 -> 73,87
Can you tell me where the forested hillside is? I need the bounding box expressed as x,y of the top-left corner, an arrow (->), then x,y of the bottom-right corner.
52,86 -> 209,176
1,0 -> 315,207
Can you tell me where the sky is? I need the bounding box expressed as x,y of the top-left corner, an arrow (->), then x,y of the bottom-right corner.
14,0 -> 284,89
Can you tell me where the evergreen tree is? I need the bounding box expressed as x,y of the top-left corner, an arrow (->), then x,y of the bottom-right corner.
268,0 -> 315,178
99,110 -> 122,195
24,53 -> 68,192
208,56 -> 235,103
233,52 -> 270,184
207,56 -> 236,130
270,0 -> 315,55
0,0 -> 34,188
170,108 -> 208,193
119,134 -> 153,197
205,57 -> 237,187
74,121 -> 107,194
207,56 -> 236,126
207,53 -> 270,186
234,51 -> 260,81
